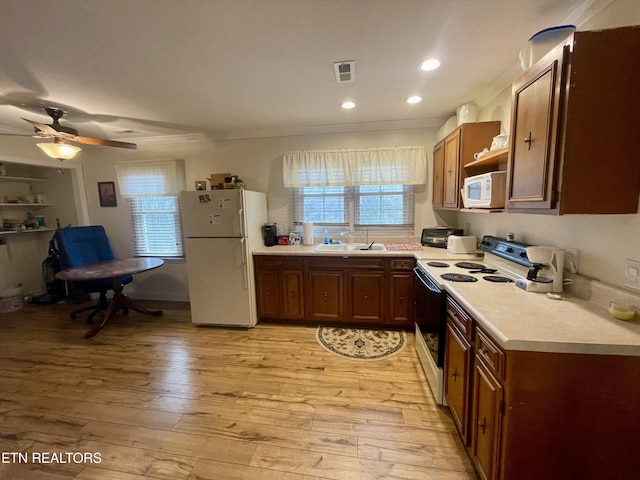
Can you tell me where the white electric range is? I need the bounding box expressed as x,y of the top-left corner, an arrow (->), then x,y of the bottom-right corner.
413,236 -> 535,405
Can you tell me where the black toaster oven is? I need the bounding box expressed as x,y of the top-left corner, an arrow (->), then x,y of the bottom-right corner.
421,227 -> 463,248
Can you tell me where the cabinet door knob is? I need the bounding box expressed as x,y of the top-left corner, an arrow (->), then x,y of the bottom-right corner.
523,132 -> 533,150
479,417 -> 487,434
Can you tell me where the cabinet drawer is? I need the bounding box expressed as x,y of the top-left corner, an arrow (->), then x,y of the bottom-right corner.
446,297 -> 473,340
475,327 -> 505,381
306,257 -> 384,269
389,258 -> 415,270
254,256 -> 303,269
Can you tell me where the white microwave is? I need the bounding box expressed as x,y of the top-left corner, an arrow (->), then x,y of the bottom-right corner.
462,171 -> 507,208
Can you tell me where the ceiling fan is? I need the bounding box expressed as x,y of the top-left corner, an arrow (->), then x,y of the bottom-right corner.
2,107 -> 137,159
25,107 -> 137,149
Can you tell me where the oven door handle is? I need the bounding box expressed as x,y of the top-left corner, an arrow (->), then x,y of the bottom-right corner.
413,266 -> 442,294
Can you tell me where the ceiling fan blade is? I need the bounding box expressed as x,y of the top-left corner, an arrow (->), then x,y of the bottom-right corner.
22,118 -> 60,136
75,136 -> 137,149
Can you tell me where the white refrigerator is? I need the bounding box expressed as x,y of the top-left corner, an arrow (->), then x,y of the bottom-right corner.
180,189 -> 268,326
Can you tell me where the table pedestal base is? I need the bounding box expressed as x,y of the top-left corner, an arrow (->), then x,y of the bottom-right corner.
85,277 -> 163,339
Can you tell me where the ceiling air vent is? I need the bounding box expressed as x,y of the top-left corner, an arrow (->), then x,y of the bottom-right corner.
334,61 -> 355,83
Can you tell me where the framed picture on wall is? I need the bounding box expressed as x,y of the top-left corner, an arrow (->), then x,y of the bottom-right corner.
98,181 -> 117,207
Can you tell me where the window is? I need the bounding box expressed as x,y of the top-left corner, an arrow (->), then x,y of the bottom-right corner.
295,184 -> 413,234
129,196 -> 183,257
283,145 -> 424,236
115,159 -> 186,258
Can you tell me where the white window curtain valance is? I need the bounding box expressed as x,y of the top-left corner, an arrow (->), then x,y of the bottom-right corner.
115,159 -> 186,197
282,145 -> 427,188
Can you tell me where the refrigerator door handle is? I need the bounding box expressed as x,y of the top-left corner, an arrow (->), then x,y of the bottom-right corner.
238,208 -> 246,238
240,238 -> 248,289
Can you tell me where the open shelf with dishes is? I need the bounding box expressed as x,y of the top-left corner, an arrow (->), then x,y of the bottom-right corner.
464,147 -> 508,170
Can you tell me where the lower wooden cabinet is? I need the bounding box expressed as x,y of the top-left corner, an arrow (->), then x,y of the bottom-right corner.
444,298 -> 640,480
346,271 -> 385,323
281,270 -> 305,319
471,355 -> 503,480
389,258 -> 415,324
254,256 -> 305,320
307,270 -> 344,321
444,320 -> 472,444
254,255 -> 414,326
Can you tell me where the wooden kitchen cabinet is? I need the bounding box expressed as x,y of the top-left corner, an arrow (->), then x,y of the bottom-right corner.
434,121 -> 501,210
307,270 -> 344,321
346,271 -> 385,323
388,258 -> 415,324
507,26 -> 640,214
432,140 -> 444,207
254,256 -> 305,320
444,320 -> 472,444
254,255 -> 414,327
444,298 -> 640,480
470,327 -> 504,480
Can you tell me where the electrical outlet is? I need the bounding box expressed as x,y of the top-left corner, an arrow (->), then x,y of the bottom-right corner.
625,259 -> 640,291
564,248 -> 580,274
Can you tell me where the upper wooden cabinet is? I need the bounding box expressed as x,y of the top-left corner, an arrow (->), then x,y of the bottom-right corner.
432,140 -> 444,208
433,122 -> 501,210
507,26 -> 640,214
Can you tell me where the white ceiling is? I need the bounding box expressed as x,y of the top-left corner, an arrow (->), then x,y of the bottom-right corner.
0,0 -> 612,144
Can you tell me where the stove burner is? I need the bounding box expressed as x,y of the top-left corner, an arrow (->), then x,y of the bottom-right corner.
455,262 -> 485,270
441,273 -> 478,282
426,261 -> 449,267
483,275 -> 514,283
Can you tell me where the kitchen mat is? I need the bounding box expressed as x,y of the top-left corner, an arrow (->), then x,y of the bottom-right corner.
316,326 -> 406,361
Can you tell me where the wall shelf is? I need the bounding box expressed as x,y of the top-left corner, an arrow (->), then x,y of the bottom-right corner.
0,228 -> 56,236
0,203 -> 52,208
464,148 -> 508,170
459,208 -> 504,213
0,175 -> 47,183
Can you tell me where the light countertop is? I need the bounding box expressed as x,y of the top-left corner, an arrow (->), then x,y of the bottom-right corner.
253,244 -> 478,261
446,280 -> 640,356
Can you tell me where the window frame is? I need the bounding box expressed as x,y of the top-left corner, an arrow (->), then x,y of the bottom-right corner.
294,184 -> 414,236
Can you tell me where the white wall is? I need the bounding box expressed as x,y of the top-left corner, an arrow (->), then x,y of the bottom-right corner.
80,127 -> 457,301
459,0 -> 640,287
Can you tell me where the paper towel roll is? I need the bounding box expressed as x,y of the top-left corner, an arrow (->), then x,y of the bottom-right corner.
303,222 -> 314,245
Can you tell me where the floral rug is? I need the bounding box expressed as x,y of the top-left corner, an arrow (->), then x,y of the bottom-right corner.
316,326 -> 407,361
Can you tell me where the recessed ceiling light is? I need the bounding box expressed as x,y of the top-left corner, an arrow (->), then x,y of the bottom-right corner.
407,96 -> 422,104
420,59 -> 441,71
341,101 -> 356,109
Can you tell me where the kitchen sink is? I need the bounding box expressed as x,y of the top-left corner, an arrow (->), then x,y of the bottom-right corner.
313,243 -> 386,252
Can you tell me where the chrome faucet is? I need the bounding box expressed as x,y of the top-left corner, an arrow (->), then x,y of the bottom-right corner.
341,229 -> 353,244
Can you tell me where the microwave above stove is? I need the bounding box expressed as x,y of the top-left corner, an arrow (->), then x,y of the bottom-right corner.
421,227 -> 463,248
462,171 -> 506,209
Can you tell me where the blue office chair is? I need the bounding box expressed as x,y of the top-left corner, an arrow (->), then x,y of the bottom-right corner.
55,226 -> 132,322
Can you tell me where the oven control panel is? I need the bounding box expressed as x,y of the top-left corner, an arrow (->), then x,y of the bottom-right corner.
479,236 -> 531,267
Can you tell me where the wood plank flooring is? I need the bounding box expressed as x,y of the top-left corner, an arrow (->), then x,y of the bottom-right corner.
0,301 -> 476,479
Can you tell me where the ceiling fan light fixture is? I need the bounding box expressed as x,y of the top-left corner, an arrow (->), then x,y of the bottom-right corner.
37,142 -> 81,160
420,58 -> 441,71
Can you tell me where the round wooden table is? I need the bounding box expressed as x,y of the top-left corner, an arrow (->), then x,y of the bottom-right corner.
56,257 -> 164,338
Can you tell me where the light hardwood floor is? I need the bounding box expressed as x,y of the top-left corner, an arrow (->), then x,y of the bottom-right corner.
0,301 -> 476,480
